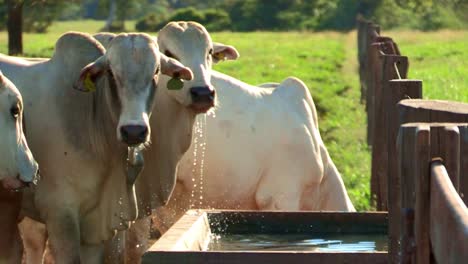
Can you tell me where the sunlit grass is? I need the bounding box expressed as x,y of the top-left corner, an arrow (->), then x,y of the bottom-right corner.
386,30 -> 468,102
0,21 -> 467,210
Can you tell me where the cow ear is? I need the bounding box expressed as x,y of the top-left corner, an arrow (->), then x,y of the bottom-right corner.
73,56 -> 108,92
160,53 -> 193,81
212,42 -> 240,64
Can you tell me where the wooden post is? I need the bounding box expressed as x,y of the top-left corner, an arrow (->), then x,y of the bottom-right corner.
398,99 -> 468,125
368,43 -> 383,204
371,55 -> 409,211
459,126 -> 468,205
401,208 -> 415,264
395,124 -> 423,263
440,126 -> 460,191
398,99 -> 468,202
359,20 -> 380,105
413,125 -> 432,264
397,123 -> 466,264
385,81 -> 422,263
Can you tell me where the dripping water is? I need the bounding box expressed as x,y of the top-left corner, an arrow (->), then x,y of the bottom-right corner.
189,114 -> 208,209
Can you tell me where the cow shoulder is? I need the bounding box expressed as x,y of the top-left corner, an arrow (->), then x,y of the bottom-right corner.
273,77 -> 319,129
273,77 -> 310,101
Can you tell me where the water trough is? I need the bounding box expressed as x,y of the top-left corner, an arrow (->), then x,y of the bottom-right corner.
142,210 -> 388,264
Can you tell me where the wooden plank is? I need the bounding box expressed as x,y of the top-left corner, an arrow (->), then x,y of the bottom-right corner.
368,43 -> 384,206
394,124 -> 418,263
143,251 -> 388,264
398,99 -> 468,124
401,208 -> 415,264
430,161 -> 468,264
440,126 -> 461,190
459,126 -> 468,205
413,125 -> 431,264
150,210 -> 210,251
385,80 -> 422,262
366,42 -> 383,147
371,54 -> 408,210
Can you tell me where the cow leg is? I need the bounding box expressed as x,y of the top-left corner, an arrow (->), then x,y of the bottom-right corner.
45,210 -> 81,264
19,217 -> 48,264
81,243 -> 104,264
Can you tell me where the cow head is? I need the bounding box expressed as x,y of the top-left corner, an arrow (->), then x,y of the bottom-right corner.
0,72 -> 39,190
157,21 -> 239,114
74,33 -> 193,146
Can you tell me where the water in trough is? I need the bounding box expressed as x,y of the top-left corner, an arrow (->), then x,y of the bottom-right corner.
206,233 -> 387,252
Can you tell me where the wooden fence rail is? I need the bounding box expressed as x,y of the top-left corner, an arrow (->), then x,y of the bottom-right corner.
397,123 -> 468,264
357,16 -> 413,210
357,16 -> 468,264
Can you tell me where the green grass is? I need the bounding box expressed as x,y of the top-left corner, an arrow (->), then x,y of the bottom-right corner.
386,30 -> 468,102
1,21 -> 467,211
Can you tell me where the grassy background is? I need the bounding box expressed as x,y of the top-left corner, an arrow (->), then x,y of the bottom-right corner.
1,21 -> 467,210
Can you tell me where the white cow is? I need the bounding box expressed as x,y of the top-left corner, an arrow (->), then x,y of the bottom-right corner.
0,32 -> 193,263
150,22 -> 355,235
0,71 -> 38,263
0,71 -> 38,189
94,25 -> 222,262
18,27 -> 220,264
106,21 -> 355,263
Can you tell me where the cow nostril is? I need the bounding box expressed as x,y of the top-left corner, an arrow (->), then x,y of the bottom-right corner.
120,125 -> 148,145
138,127 -> 148,139
190,86 -> 215,103
190,89 -> 199,99
120,127 -> 129,141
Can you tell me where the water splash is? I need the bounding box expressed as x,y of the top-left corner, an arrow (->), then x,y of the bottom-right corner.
189,114 -> 208,209
198,114 -> 207,208
189,118 -> 199,209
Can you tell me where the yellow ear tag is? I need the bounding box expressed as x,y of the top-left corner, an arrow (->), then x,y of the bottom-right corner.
84,72 -> 96,92
167,78 -> 184,90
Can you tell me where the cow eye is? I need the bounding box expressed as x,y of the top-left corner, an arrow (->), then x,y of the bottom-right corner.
10,104 -> 20,119
155,66 -> 160,75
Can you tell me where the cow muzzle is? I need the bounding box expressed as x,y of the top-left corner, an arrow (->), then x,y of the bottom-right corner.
190,86 -> 215,113
120,125 -> 149,146
1,174 -> 35,191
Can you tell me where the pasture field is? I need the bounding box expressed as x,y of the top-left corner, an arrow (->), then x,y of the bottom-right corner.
1,21 -> 467,210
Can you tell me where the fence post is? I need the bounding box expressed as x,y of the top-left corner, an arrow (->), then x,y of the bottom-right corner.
413,125 -> 432,264
370,55 -> 409,210
395,124 -> 426,263
459,126 -> 468,205
385,80 -> 422,263
440,126 -> 461,191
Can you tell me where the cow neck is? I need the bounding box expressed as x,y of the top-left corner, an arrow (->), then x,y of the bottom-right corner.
57,62 -> 124,164
146,86 -> 197,206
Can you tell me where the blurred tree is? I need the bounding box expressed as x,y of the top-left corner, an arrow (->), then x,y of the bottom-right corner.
6,0 -> 23,55
102,0 -> 146,31
3,0 -> 75,55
